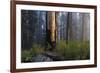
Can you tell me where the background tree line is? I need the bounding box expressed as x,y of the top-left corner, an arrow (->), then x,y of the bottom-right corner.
21,10 -> 90,50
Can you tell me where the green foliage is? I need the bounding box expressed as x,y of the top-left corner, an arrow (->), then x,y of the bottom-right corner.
81,41 -> 90,59
55,40 -> 67,56
21,44 -> 45,62
55,40 -> 90,60
21,50 -> 32,62
31,44 -> 45,56
65,41 -> 81,60
21,41 -> 90,62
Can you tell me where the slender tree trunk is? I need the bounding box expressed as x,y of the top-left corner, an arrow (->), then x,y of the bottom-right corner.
66,12 -> 70,42
55,12 -> 58,43
67,12 -> 72,41
82,13 -> 90,41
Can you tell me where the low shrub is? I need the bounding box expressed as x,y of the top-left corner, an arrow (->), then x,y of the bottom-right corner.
54,40 -> 90,60
21,43 -> 45,62
21,41 -> 90,62
30,43 -> 45,56
21,50 -> 32,62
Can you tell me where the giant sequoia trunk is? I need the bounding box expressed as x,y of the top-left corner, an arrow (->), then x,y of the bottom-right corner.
50,11 -> 56,42
47,11 -> 56,50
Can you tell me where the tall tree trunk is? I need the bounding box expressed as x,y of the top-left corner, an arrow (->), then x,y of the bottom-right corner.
82,13 -> 90,41
51,11 -> 56,42
48,11 -> 56,42
55,12 -> 58,43
66,12 -> 70,42
46,11 -> 56,50
67,12 -> 73,41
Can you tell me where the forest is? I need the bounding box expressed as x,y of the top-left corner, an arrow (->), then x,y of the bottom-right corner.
21,10 -> 90,62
